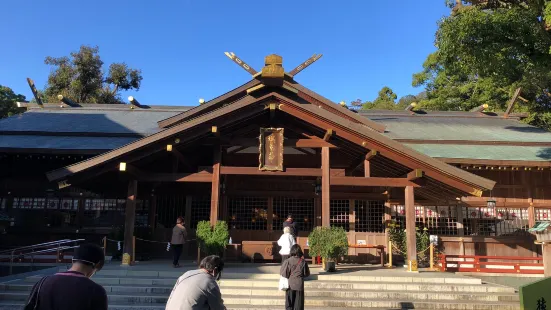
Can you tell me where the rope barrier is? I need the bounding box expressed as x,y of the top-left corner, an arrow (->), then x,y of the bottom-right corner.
391,244 -> 432,255
135,237 -> 198,252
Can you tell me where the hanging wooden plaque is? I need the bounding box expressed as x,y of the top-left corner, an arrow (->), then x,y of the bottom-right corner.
259,128 -> 284,171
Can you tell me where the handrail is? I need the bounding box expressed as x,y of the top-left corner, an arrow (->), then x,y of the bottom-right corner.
0,239 -> 71,255
2,239 -> 85,276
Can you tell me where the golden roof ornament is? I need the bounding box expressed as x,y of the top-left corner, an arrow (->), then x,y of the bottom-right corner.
261,54 -> 285,85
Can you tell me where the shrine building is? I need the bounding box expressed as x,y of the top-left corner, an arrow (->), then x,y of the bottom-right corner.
1,53 -> 550,268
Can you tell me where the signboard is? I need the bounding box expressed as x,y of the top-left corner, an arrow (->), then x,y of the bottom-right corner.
519,277 -> 551,310
259,128 -> 284,171
357,240 -> 367,245
430,235 -> 438,246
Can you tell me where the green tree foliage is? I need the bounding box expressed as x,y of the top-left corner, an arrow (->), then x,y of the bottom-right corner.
414,1 -> 551,129
0,85 -> 25,119
44,45 -> 143,104
362,86 -> 407,110
196,221 -> 229,256
308,226 -> 349,261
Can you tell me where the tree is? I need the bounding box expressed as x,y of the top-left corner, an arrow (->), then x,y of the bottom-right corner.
0,85 -> 25,119
362,86 -> 405,110
44,45 -> 143,104
413,1 -> 551,129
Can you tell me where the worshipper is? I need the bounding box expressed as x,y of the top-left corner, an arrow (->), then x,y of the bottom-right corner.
277,226 -> 296,262
165,255 -> 226,310
25,243 -> 107,310
282,214 -> 299,240
171,216 -> 187,268
280,244 -> 310,310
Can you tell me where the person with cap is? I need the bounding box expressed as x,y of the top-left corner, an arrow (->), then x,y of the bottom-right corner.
24,243 -> 107,310
166,255 -> 226,310
283,214 -> 299,241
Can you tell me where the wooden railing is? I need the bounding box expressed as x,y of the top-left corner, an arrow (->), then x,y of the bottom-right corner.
440,254 -> 543,274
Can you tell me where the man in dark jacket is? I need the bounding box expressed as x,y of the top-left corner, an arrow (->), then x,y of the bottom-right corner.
26,243 -> 107,310
283,214 -> 299,240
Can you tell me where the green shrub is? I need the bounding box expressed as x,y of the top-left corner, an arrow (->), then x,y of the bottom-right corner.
196,221 -> 229,256
308,226 -> 348,261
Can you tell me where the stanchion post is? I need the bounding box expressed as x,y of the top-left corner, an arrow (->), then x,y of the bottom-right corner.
132,236 -> 136,264
388,240 -> 393,268
430,243 -> 434,270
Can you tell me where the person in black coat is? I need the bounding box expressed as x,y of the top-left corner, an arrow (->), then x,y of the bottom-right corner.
282,214 -> 299,240
280,244 -> 310,310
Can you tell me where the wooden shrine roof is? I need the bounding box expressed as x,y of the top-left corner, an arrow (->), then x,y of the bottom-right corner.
44,90 -> 496,196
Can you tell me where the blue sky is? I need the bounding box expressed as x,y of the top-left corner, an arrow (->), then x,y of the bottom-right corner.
1,1 -> 449,106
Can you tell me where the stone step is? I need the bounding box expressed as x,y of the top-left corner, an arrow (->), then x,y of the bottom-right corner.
0,292 -> 519,310
20,276 -> 516,293
80,268 -> 482,285
223,295 -> 520,310
0,301 -> 429,310
0,285 -> 519,303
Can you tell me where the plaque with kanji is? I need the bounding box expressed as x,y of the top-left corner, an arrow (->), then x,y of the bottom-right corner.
259,128 -> 284,171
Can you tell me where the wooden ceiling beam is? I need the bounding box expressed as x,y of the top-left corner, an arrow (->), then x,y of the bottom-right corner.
202,138 -> 336,148
330,176 -> 419,187
407,169 -> 424,181
220,166 -> 322,177
323,129 -> 334,141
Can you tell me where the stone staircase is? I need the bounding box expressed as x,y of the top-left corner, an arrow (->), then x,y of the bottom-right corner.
0,264 -> 520,309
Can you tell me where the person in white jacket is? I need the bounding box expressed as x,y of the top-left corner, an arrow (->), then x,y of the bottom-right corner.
278,226 -> 296,262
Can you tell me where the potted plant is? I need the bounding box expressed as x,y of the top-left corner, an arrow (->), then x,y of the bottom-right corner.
196,221 -> 229,260
308,226 -> 348,272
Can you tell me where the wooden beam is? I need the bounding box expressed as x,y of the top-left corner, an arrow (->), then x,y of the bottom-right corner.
364,158 -> 370,177
210,148 -> 221,225
330,177 -> 418,187
26,78 -> 43,107
469,104 -> 488,113
287,54 -> 323,77
224,52 -> 258,75
246,84 -> 265,94
57,95 -> 79,107
203,138 -> 337,148
123,179 -> 138,265
366,150 -> 378,160
128,96 -> 142,108
405,185 -> 417,271
407,169 -> 424,181
504,87 -> 521,117
269,103 -> 276,119
170,148 -> 194,171
323,129 -> 334,142
220,166 -> 322,177
321,147 -> 330,227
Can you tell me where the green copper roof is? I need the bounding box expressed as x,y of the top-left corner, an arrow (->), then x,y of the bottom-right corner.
529,221 -> 551,232
404,144 -> 551,162
362,114 -> 551,143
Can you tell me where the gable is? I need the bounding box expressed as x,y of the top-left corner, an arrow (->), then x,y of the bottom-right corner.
45,90 -> 495,197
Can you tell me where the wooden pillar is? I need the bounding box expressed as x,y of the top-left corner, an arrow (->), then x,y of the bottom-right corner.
528,203 -> 536,228
364,158 -> 370,177
456,205 -> 465,236
543,243 -> 551,277
148,195 -> 157,231
405,185 -> 417,271
123,179 -> 138,265
321,147 -> 330,227
185,195 -> 192,229
210,148 -> 221,226
349,199 -> 356,232
76,197 -> 85,229
267,197 -> 274,232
